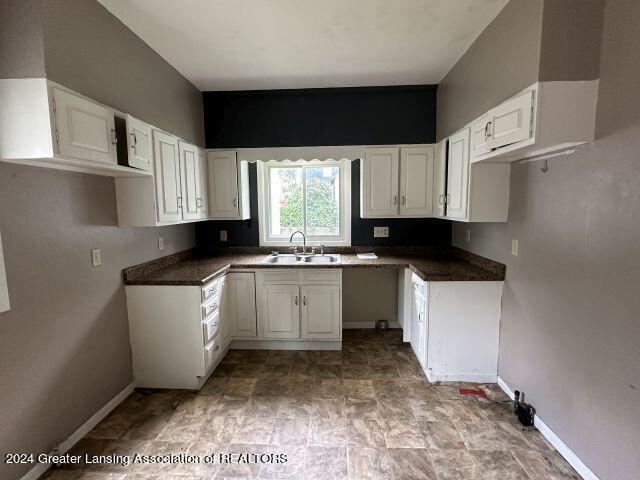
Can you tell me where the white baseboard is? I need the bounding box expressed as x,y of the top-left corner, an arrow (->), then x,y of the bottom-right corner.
496,376 -> 599,480
426,371 -> 497,383
21,383 -> 135,480
230,339 -> 342,350
343,321 -> 401,329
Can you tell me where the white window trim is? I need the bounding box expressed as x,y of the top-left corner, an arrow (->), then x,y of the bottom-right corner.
257,159 -> 351,247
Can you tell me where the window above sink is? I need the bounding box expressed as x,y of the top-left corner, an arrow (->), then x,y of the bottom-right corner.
257,160 -> 351,247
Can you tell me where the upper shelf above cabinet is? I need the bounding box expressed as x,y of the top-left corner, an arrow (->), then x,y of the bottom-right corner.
469,80 -> 599,163
0,78 -> 151,177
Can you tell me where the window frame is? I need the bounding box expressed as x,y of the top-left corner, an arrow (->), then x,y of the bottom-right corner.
256,159 -> 351,247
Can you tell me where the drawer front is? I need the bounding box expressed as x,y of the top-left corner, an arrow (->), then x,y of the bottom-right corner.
201,297 -> 220,319
204,336 -> 222,371
258,269 -> 300,284
201,278 -> 220,303
203,311 -> 220,345
301,269 -> 342,284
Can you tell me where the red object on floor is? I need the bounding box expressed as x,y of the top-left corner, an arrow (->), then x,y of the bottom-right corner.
459,388 -> 487,397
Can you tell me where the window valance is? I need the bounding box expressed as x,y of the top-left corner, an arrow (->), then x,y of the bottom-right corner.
236,146 -> 364,163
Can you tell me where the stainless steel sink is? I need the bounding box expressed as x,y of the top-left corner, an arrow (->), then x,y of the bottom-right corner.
301,254 -> 341,264
261,254 -> 341,264
261,254 -> 300,264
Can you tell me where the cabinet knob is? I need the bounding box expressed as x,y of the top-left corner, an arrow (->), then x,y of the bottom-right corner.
111,128 -> 118,145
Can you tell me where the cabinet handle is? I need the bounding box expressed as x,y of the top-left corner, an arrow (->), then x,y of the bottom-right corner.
130,132 -> 137,147
401,195 -> 406,206
295,296 -> 298,306
233,198 -> 238,207
111,129 -> 118,145
213,345 -> 220,351
303,296 -> 307,305
393,195 -> 397,205
484,121 -> 493,140
445,194 -> 450,204
438,194 -> 445,205
177,196 -> 183,208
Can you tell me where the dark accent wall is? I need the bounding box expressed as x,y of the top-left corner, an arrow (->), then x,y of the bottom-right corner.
203,85 -> 437,148
198,84 -> 449,248
196,161 -> 451,248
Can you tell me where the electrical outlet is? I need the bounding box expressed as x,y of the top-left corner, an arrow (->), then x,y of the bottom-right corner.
373,226 -> 389,238
511,239 -> 519,256
220,230 -> 228,241
91,248 -> 102,267
158,237 -> 164,250
466,229 -> 471,242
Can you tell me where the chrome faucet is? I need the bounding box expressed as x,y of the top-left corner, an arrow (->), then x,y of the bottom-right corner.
289,230 -> 307,255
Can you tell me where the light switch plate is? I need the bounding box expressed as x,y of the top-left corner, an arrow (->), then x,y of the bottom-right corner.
373,227 -> 389,238
220,230 -> 228,241
158,237 -> 164,250
91,248 -> 102,267
0,231 -> 10,313
511,239 -> 519,256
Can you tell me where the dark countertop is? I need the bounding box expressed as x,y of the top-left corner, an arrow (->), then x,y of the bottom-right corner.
123,248 -> 505,286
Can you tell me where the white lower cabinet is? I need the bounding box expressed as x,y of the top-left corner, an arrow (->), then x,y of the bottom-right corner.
225,272 -> 258,337
125,277 -> 228,390
301,285 -> 341,340
400,269 -> 502,383
255,269 -> 342,343
260,284 -> 301,339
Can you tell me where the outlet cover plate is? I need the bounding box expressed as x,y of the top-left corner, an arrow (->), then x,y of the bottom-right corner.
373,226 -> 389,238
91,248 -> 102,267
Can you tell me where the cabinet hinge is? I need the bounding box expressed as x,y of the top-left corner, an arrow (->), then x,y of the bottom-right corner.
529,91 -> 536,137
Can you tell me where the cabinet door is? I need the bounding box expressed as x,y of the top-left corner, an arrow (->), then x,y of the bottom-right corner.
178,141 -> 200,220
196,149 -> 209,218
125,114 -> 153,171
227,273 -> 257,337
301,285 -> 340,340
260,284 -> 300,339
433,140 -> 447,218
153,130 -> 182,222
207,150 -> 240,218
361,147 -> 399,217
399,146 -> 434,217
446,128 -> 470,220
410,285 -> 427,368
470,113 -> 491,158
488,90 -> 534,150
53,88 -> 117,165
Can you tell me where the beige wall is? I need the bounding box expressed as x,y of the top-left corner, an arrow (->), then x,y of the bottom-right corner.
445,0 -> 639,478
342,270 -> 398,325
0,1 -> 202,478
436,0 -> 543,140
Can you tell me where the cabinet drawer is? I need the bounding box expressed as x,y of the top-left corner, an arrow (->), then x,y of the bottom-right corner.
202,278 -> 220,303
258,269 -> 300,284
301,269 -> 342,284
204,336 -> 222,371
203,311 -> 220,345
201,297 -> 220,319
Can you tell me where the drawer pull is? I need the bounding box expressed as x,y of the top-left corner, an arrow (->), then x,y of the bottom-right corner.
213,345 -> 220,351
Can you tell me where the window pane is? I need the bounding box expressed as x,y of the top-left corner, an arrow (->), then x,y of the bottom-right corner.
305,166 -> 340,236
269,167 -> 303,237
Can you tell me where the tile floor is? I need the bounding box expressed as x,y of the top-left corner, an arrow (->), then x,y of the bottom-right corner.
44,329 -> 580,479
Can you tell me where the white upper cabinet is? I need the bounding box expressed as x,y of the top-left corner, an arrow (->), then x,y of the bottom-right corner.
361,147 -> 399,218
301,285 -> 341,340
178,141 -> 200,220
0,79 -> 148,177
433,140 -> 447,218
196,149 -> 209,218
470,81 -> 598,163
445,128 -> 470,220
207,150 -> 250,220
153,130 -> 182,223
260,284 -> 300,339
399,146 -> 434,217
487,90 -> 534,150
125,115 -> 153,171
53,88 -> 117,165
361,145 -> 435,219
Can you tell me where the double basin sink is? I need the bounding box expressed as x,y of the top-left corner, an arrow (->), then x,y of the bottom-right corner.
261,253 -> 341,265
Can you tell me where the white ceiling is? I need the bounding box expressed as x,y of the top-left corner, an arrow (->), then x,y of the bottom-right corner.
98,0 -> 508,91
